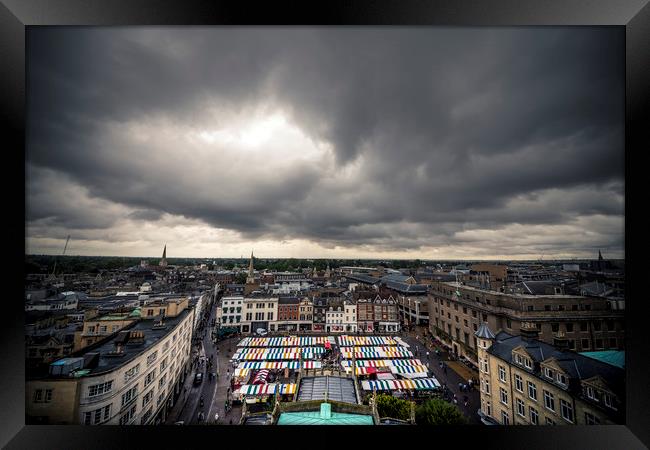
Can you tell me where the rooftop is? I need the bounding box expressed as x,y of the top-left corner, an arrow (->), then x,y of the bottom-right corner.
48,307 -> 192,378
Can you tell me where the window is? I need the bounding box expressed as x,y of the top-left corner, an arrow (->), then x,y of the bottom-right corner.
516,398 -> 525,417
568,340 -> 575,350
482,313 -> 488,322
159,373 -> 167,389
545,417 -> 556,425
484,379 -> 490,394
603,393 -> 614,409
160,357 -> 168,372
88,381 -> 113,398
581,339 -> 590,350
514,374 -> 523,392
472,310 -> 477,318
157,390 -> 166,406
528,381 -> 537,401
124,364 -> 140,382
543,367 -> 554,380
566,323 -> 573,332
121,386 -> 138,407
142,389 -> 154,407
144,369 -> 156,387
544,305 -> 551,311
44,389 -> 53,402
524,358 -> 532,369
585,412 -> 601,425
473,324 -> 478,331
141,407 -> 153,425
462,307 -> 467,314
527,305 -> 534,311
486,401 -> 492,416
543,390 -> 555,412
580,322 -> 588,332
595,339 -> 604,349
500,388 -> 508,405
501,411 -> 509,425
593,321 -> 601,331
464,319 -> 468,327
560,399 -> 574,423
246,313 -> 252,321
147,351 -> 158,366
506,318 -> 512,329
557,373 -> 567,387
498,366 -> 506,382
551,323 -> 559,333
33,389 -> 43,403
609,338 -> 617,348
267,312 -> 273,320
572,304 -> 578,311
530,407 -> 539,425
83,405 -> 111,425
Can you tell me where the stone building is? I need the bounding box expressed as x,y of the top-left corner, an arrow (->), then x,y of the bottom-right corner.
476,323 -> 624,426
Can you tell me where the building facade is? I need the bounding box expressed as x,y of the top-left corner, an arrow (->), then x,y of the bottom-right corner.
476,323 -> 624,426
240,298 -> 278,333
216,296 -> 243,330
26,301 -> 195,425
428,281 -> 625,366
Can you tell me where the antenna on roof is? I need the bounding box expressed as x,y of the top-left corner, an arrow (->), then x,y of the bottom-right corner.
51,235 -> 71,278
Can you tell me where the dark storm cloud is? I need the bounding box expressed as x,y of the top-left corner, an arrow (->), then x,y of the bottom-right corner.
26,27 -> 624,256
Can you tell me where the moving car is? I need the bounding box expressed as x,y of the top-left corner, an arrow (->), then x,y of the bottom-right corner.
255,328 -> 268,336
194,372 -> 203,385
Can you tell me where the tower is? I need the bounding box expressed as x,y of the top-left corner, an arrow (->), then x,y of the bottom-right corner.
159,244 -> 168,267
325,264 -> 331,279
475,322 -> 496,419
246,250 -> 255,284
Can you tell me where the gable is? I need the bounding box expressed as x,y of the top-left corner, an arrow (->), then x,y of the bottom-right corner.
540,357 -> 567,375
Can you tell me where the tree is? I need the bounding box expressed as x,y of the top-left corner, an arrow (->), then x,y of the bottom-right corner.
375,394 -> 412,421
415,398 -> 467,425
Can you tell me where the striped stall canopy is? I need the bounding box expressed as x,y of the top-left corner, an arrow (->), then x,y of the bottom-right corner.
238,361 -> 301,369
237,337 -> 252,347
338,335 -> 399,347
355,366 -> 379,376
339,347 -> 413,359
390,364 -> 428,374
302,361 -> 322,369
277,383 -> 297,395
236,336 -> 334,347
361,377 -> 441,391
253,369 -> 270,383
239,383 -> 278,395
340,359 -> 423,368
234,368 -> 251,377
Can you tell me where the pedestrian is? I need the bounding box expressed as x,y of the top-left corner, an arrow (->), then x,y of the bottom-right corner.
229,419 -> 233,425
458,382 -> 463,391
439,362 -> 443,370
464,400 -> 468,407
453,397 -> 458,405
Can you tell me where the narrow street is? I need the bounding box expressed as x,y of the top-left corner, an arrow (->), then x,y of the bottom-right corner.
402,325 -> 481,424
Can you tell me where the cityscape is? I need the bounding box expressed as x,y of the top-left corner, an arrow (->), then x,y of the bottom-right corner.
24,251 -> 625,426
25,27 -> 624,427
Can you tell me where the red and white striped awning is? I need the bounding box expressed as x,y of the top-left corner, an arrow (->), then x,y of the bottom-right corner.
238,383 -> 277,395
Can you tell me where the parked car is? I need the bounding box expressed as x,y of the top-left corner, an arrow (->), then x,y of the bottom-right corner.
194,373 -> 203,385
256,328 -> 268,336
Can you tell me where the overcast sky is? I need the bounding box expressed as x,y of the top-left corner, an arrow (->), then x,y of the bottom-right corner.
26,27 -> 624,260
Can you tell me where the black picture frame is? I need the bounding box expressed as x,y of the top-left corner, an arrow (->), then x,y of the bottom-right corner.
3,0 -> 649,448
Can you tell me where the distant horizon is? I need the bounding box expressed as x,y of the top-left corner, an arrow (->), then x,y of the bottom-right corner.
25,253 -> 624,262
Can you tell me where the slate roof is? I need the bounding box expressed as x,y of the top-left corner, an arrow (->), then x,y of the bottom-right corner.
487,330 -> 624,395
382,280 -> 427,294
474,322 -> 496,339
346,273 -> 380,285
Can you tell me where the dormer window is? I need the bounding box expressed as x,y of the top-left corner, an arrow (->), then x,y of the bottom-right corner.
603,393 -> 615,409
586,386 -> 597,401
557,373 -> 567,387
543,367 -> 554,380
524,358 -> 533,370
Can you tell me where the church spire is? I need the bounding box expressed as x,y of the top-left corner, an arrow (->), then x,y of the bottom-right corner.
246,250 -> 256,284
159,244 -> 168,267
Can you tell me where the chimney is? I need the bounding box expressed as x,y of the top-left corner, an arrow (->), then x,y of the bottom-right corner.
520,322 -> 540,341
553,331 -> 569,351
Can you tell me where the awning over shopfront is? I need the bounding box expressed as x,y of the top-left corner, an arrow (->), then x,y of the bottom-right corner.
234,368 -> 251,377
361,377 -> 441,391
